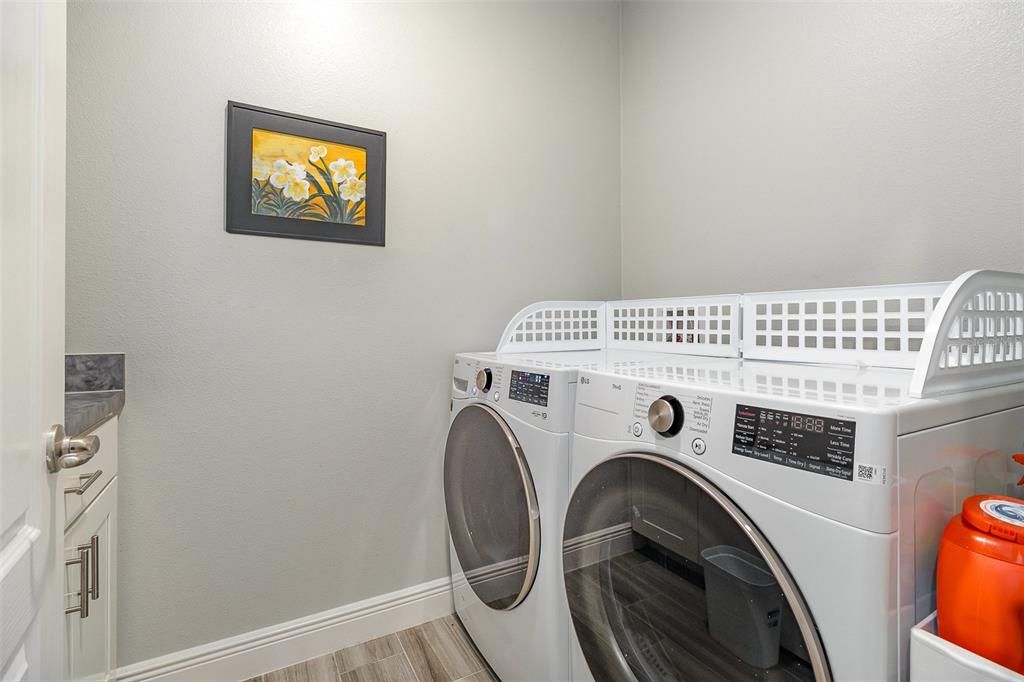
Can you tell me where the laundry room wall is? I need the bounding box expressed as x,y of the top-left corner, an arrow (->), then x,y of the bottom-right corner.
65,1 -> 621,665
619,1 -> 1024,297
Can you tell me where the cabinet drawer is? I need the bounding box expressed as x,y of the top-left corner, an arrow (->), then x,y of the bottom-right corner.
62,417 -> 117,531
65,477 -> 117,682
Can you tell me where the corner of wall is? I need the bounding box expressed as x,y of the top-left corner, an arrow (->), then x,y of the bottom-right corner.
616,0 -> 626,299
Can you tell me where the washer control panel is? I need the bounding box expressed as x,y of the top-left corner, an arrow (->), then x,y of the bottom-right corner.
509,370 -> 550,406
452,354 -> 575,433
732,404 -> 857,481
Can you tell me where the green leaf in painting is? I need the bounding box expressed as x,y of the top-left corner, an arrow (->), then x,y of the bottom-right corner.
251,179 -> 270,213
307,192 -> 336,221
305,173 -> 333,214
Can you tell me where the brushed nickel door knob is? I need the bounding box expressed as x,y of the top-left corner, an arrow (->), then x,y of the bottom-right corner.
45,424 -> 101,473
648,397 -> 684,437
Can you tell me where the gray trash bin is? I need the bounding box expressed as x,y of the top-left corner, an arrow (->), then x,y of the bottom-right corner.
780,601 -> 810,662
701,545 -> 783,669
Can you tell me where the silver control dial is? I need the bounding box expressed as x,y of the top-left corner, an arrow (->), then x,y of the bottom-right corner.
476,368 -> 493,393
648,396 -> 684,437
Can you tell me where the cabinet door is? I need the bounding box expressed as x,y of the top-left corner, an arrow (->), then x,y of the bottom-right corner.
65,477 -> 117,682
62,417 -> 118,530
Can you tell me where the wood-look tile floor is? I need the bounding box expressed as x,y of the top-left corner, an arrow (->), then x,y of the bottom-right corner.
566,548 -> 814,682
247,615 -> 498,682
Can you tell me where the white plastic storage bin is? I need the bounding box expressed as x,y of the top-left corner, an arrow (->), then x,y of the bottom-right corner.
910,612 -> 1024,682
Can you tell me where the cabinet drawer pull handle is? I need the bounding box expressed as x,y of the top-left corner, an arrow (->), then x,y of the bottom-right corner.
81,534 -> 99,600
64,547 -> 90,619
64,470 -> 103,496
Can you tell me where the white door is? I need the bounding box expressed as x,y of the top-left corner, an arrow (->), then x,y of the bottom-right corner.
1,1 -> 68,681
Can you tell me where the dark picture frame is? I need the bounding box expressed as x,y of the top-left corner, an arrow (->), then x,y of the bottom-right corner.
226,101 -> 386,246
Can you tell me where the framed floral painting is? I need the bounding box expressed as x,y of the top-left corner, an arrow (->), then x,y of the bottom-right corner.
225,101 -> 386,246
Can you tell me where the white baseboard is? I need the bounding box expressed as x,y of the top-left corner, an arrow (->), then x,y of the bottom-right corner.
115,577 -> 453,682
562,522 -> 633,573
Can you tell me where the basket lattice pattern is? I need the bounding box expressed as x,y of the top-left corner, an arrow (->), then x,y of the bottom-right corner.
743,283 -> 949,369
499,303 -> 604,353
940,289 -> 1024,369
608,296 -> 741,357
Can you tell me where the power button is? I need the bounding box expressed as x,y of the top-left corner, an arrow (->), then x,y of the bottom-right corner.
631,422 -> 644,438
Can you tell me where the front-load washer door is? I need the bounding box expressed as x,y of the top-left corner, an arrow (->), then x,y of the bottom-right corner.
444,403 -> 540,611
562,453 -> 831,682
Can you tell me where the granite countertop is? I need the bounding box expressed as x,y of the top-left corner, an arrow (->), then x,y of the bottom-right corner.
66,390 -> 125,437
65,353 -> 126,437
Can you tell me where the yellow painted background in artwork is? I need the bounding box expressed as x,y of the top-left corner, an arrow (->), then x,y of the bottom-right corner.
251,128 -> 367,225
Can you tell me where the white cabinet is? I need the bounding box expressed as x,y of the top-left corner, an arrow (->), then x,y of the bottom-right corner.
64,418 -> 118,682
62,419 -> 118,531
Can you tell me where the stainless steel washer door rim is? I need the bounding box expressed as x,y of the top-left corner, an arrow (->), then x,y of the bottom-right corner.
444,403 -> 541,611
562,452 -> 833,682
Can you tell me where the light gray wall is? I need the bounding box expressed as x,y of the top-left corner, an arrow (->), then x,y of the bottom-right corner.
66,1 -> 620,664
620,1 -> 1024,297
69,0 -> 1024,666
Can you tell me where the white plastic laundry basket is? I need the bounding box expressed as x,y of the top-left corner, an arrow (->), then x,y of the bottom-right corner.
910,612 -> 1024,682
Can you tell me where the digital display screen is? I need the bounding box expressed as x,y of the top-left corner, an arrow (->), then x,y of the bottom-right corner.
732,404 -> 856,481
509,370 -> 550,407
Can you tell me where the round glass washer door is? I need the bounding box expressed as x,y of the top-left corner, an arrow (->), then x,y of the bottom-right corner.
562,453 -> 831,682
444,403 -> 540,611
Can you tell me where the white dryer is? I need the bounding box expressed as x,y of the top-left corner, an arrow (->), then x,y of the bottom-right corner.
446,350 -> 636,681
563,355 -> 1024,682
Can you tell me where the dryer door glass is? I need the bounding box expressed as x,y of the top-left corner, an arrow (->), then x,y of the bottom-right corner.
562,454 -> 829,682
444,403 -> 540,611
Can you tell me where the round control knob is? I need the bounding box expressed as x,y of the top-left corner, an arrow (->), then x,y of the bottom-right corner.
476,368 -> 493,393
648,396 -> 684,437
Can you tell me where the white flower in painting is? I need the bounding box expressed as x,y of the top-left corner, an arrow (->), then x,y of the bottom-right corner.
309,145 -> 328,163
329,157 -> 357,183
282,177 -> 310,202
268,160 -> 310,202
252,157 -> 271,181
269,159 -> 306,189
339,176 -> 366,202
269,159 -> 292,188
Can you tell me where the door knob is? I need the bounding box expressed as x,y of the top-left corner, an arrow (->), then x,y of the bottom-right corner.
45,424 -> 101,473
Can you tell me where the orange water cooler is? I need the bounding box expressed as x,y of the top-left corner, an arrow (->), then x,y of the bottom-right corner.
937,494 -> 1024,674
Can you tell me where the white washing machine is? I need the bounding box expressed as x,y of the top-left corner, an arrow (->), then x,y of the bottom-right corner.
446,349 -> 663,681
445,292 -> 748,681
564,355 -> 1024,682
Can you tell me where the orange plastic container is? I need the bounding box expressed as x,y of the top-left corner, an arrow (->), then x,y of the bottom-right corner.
937,494 -> 1024,674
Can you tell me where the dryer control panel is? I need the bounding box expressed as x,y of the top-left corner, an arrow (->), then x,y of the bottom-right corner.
575,372 -> 713,457
574,366 -> 897,534
732,404 -> 857,481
